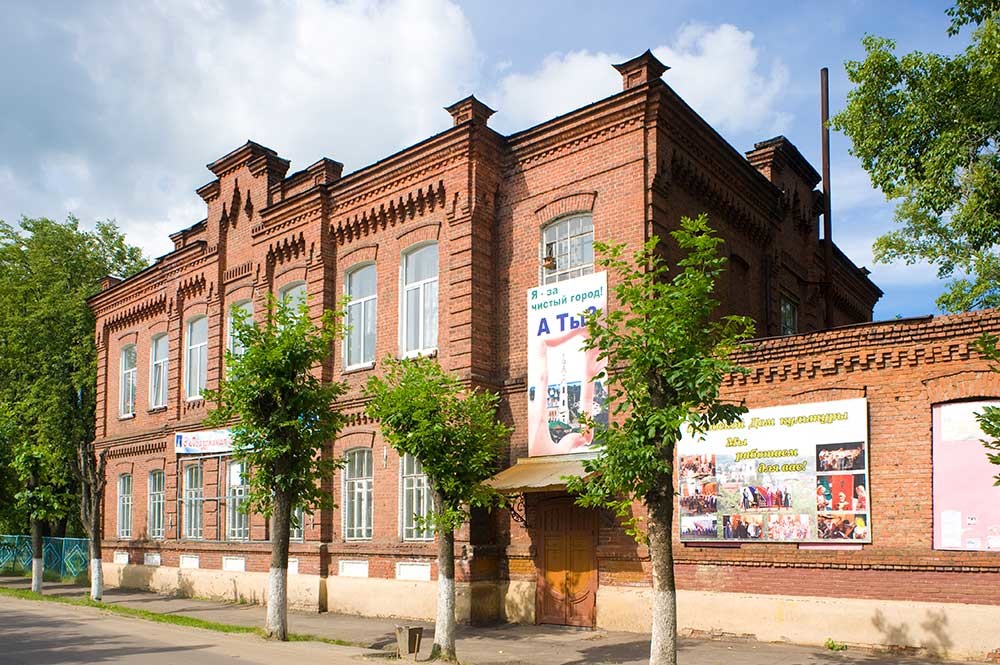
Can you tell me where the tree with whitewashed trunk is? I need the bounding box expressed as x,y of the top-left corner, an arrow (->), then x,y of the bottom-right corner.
364,357 -> 510,662
566,215 -> 753,665
204,294 -> 347,640
0,216 -> 145,595
74,439 -> 107,600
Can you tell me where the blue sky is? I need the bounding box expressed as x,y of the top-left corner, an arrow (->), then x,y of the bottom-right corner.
0,0 -> 970,319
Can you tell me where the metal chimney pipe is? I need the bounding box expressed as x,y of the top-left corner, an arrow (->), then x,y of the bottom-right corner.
821,67 -> 834,328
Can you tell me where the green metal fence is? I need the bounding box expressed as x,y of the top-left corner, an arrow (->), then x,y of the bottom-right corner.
0,535 -> 90,578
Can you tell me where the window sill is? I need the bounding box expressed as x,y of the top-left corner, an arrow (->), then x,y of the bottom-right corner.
184,398 -> 205,406
118,413 -> 135,421
343,361 -> 376,375
147,406 -> 167,414
399,348 -> 438,360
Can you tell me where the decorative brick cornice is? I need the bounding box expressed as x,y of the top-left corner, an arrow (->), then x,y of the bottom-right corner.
332,181 -> 447,244
103,294 -> 167,333
104,439 -> 167,459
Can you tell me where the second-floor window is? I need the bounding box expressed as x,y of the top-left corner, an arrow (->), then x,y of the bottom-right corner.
780,296 -> 798,336
185,317 -> 208,400
343,448 -> 373,540
119,345 -> 137,417
228,300 -> 253,358
183,464 -> 203,539
345,264 -> 377,368
148,469 -> 165,539
401,453 -> 433,541
280,282 -> 307,310
541,214 -> 594,284
149,334 -> 168,409
117,473 -> 132,539
401,244 -> 438,356
227,461 -> 249,541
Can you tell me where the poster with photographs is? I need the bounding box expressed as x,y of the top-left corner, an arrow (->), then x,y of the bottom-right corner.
678,398 -> 871,543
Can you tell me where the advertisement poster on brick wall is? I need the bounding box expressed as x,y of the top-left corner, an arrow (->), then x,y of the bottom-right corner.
678,398 -> 871,543
175,429 -> 233,454
933,401 -> 1000,551
526,272 -> 608,457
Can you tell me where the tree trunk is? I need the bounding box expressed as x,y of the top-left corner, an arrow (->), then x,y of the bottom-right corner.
647,478 -> 677,665
430,490 -> 457,662
30,517 -> 43,594
266,489 -> 292,641
89,529 -> 103,601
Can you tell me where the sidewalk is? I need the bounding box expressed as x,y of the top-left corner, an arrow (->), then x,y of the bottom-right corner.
0,575 -> 963,664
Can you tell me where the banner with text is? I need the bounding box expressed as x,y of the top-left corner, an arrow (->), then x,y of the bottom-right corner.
174,429 -> 233,455
527,272 -> 608,457
677,398 -> 871,543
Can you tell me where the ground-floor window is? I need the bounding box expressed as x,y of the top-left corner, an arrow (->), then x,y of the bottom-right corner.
401,453 -> 433,541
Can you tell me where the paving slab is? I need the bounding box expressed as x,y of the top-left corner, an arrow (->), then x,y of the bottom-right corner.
0,576 -> 967,664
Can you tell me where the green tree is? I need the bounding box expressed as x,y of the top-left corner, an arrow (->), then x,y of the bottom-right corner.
204,295 -> 347,640
364,357 -> 510,662
831,2 -> 1000,312
971,333 -> 1000,483
566,215 -> 753,665
0,216 -> 145,594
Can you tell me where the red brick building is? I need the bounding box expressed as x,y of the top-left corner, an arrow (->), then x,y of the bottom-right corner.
86,51 -> 1000,658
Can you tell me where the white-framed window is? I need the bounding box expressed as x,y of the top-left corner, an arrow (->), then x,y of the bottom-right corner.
780,296 -> 798,336
183,464 -> 203,540
185,317 -> 208,400
343,448 -> 373,540
149,334 -> 168,409
227,460 -> 249,541
279,281 -> 307,309
117,473 -> 133,539
119,345 -> 137,417
345,264 -> 377,368
291,506 -> 305,541
228,300 -> 253,357
148,469 -> 165,539
400,243 -> 438,356
400,453 -> 433,541
541,214 -> 594,284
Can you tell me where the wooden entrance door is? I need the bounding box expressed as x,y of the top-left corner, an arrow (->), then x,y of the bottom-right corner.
536,498 -> 597,627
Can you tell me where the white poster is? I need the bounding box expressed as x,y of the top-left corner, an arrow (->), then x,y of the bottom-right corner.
677,398 -> 871,543
174,429 -> 233,454
526,272 -> 608,457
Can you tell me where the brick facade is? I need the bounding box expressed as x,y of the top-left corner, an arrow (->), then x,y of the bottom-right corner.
93,50 -> 977,642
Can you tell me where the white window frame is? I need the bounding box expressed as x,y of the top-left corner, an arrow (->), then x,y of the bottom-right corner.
117,473 -> 133,539
400,453 -> 434,541
290,506 -> 305,541
119,345 -> 137,417
344,263 -> 377,369
540,213 -> 595,285
343,448 -> 374,540
399,243 -> 438,358
148,469 -> 165,540
227,460 -> 249,541
183,464 -> 204,540
228,300 -> 253,358
184,316 -> 208,401
279,281 -> 307,309
149,334 -> 168,409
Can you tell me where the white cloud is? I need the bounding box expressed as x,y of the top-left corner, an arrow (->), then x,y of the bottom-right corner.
488,23 -> 791,139
3,0 -> 480,258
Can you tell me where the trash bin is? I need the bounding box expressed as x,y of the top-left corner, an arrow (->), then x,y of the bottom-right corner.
394,625 -> 423,660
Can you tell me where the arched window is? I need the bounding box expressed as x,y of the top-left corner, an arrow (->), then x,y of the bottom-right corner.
279,281 -> 307,309
148,469 -> 165,539
345,264 -> 377,368
228,300 -> 253,357
119,345 -> 137,417
149,334 -> 168,409
401,243 -> 438,356
541,214 -> 594,284
117,473 -> 133,539
343,448 -> 373,540
185,317 -> 208,400
183,464 -> 203,540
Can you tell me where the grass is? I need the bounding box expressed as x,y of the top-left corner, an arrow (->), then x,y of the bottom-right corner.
824,637 -> 849,651
0,586 -> 358,647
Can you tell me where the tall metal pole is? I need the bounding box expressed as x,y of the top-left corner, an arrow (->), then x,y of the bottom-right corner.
821,67 -> 834,329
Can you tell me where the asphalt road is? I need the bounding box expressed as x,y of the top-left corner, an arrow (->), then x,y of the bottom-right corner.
0,597 -> 375,665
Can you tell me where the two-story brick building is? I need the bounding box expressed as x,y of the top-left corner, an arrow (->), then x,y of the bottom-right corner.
87,50 -> 1000,657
